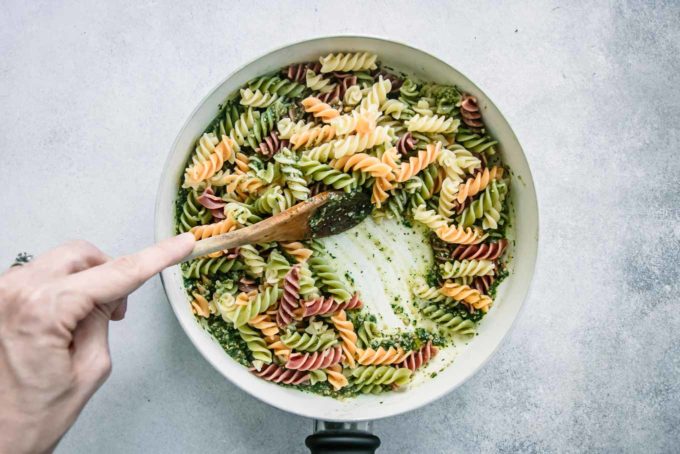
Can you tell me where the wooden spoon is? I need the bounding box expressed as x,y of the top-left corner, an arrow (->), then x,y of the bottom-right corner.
185,191 -> 373,261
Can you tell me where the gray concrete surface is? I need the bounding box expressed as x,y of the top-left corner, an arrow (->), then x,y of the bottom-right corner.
1,1 -> 678,452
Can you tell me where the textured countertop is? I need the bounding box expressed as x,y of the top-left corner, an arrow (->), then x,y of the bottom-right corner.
1,1 -> 678,452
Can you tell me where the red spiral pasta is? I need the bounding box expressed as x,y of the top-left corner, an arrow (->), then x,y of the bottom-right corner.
197,187 -> 226,219
451,239 -> 508,261
277,265 -> 301,328
460,94 -> 483,128
284,62 -> 321,83
302,293 -> 363,317
257,131 -> 288,157
238,276 -> 258,293
397,132 -> 416,156
398,341 -> 438,371
251,364 -> 310,385
285,345 -> 343,371
472,275 -> 494,294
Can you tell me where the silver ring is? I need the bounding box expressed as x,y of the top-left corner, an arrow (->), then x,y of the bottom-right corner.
11,252 -> 33,267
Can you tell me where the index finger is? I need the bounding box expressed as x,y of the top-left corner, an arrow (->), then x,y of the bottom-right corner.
62,233 -> 196,303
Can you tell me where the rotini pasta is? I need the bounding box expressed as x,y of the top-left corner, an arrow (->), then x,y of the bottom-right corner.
176,52 -> 511,398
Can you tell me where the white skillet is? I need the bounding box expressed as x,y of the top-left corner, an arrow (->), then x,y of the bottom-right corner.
155,35 -> 539,453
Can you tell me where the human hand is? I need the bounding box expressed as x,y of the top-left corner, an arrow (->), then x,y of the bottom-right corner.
0,233 -> 195,454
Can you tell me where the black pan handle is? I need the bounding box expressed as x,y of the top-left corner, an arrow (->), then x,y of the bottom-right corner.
305,421 -> 380,454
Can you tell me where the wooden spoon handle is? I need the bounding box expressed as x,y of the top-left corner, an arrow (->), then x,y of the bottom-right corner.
186,226 -> 264,261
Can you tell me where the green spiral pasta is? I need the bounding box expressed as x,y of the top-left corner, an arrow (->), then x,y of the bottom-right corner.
398,78 -> 420,106
238,324 -> 273,364
420,83 -> 461,115
182,256 -> 242,278
225,284 -> 280,328
206,101 -> 241,139
357,321 -> 380,349
420,304 -> 476,336
249,101 -> 289,149
177,190 -> 212,233
308,256 -> 352,302
456,127 -> 498,155
274,149 -> 310,201
298,262 -> 319,299
349,366 -> 412,386
457,180 -> 508,229
280,331 -> 338,352
248,75 -> 306,99
239,244 -> 266,278
264,250 -> 290,284
299,156 -> 357,193
252,186 -> 288,215
309,369 -> 328,385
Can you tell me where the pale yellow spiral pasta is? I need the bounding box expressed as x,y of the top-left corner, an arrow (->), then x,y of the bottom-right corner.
301,96 -> 340,123
319,52 -> 378,73
381,99 -> 408,119
394,141 -> 442,182
343,85 -> 363,106
277,118 -> 314,140
413,204 -> 448,231
406,114 -> 459,133
355,347 -> 408,366
439,281 -> 493,312
290,124 -> 336,149
440,259 -> 495,278
331,310 -> 358,368
305,70 -> 336,93
305,126 -> 393,161
456,166 -> 504,203
435,224 -> 486,245
240,88 -> 279,107
438,177 -> 459,219
359,77 -> 391,112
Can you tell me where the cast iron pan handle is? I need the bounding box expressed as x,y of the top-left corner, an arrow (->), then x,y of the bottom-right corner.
306,421 -> 380,454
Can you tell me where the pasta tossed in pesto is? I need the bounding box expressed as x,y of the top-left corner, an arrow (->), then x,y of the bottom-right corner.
176,51 -> 511,397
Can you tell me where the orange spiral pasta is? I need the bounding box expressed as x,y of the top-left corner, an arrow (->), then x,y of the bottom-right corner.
290,124 -> 336,149
265,334 -> 291,361
439,281 -> 493,312
301,96 -> 340,123
371,147 -> 400,207
190,292 -> 210,318
331,310 -> 358,368
248,313 -> 279,337
280,241 -> 313,263
190,218 -> 238,240
355,347 -> 408,366
394,141 -> 442,182
456,166 -> 504,203
234,152 -> 250,174
184,135 -> 236,189
331,153 -> 394,179
435,224 -> 486,245
325,364 -> 349,390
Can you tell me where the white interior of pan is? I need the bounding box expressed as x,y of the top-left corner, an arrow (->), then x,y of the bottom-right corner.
156,36 -> 539,421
